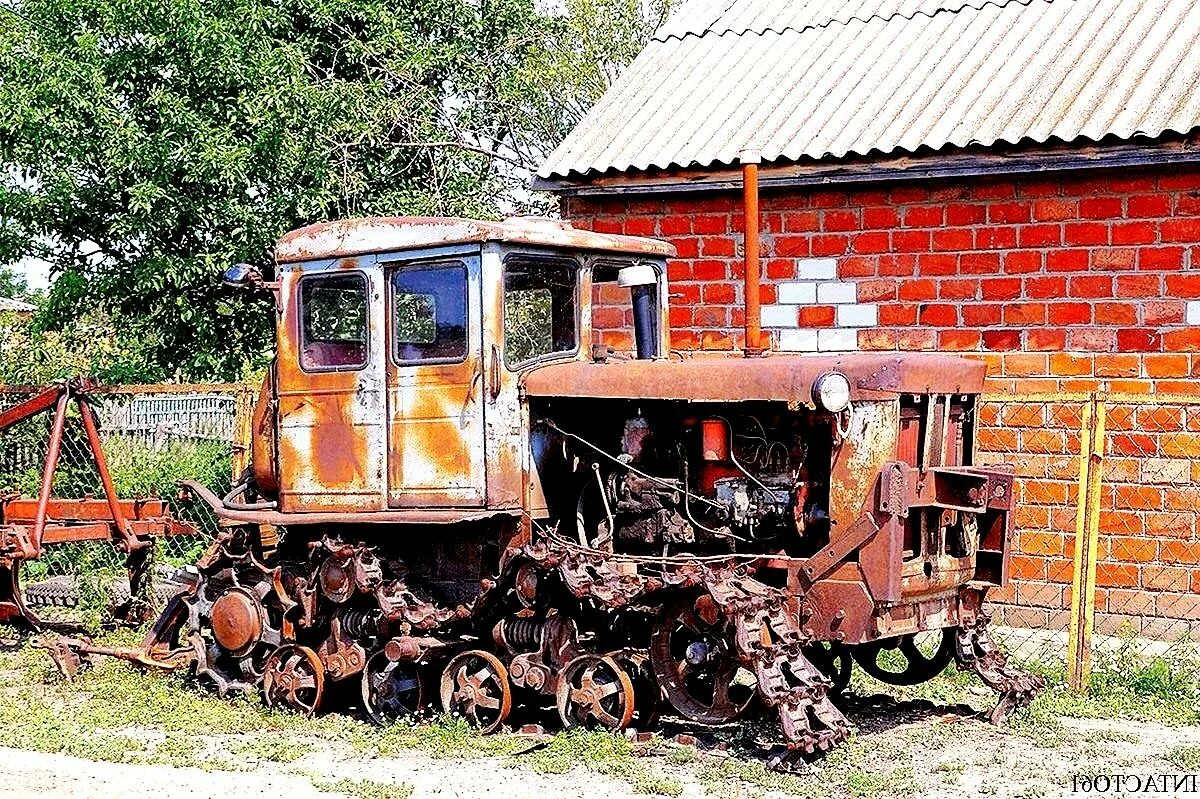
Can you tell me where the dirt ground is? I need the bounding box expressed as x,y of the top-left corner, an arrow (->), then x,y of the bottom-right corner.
3,686 -> 1198,799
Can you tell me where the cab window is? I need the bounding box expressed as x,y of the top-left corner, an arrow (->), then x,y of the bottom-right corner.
391,262 -> 468,363
300,272 -> 368,371
503,255 -> 578,366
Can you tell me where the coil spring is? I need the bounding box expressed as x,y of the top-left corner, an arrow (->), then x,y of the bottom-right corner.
340,609 -> 380,639
498,618 -> 544,651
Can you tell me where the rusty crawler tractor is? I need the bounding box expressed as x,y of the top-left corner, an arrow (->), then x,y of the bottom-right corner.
53,211 -> 1041,760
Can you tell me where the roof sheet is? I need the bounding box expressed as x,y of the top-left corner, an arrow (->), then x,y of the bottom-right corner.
274,216 -> 675,263
539,0 -> 1200,178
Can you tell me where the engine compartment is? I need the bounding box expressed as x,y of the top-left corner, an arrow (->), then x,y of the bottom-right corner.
531,398 -> 841,559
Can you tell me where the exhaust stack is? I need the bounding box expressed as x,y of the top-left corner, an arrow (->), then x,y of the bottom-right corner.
741,150 -> 765,356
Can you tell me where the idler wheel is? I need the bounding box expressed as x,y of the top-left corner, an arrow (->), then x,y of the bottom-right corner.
803,641 -> 853,695
440,650 -> 512,734
210,587 -> 264,658
262,644 -> 325,716
609,649 -> 661,730
362,650 -> 424,723
851,629 -> 955,686
650,596 -> 756,724
556,654 -> 635,731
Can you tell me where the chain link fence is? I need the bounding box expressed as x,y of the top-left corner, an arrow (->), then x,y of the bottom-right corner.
0,385 -> 251,627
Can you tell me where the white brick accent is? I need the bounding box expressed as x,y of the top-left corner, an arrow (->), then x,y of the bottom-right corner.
777,329 -> 819,351
796,258 -> 838,280
818,329 -> 858,351
1187,301 -> 1200,325
817,281 -> 857,304
778,282 -> 817,304
761,304 -> 799,327
836,303 -> 878,328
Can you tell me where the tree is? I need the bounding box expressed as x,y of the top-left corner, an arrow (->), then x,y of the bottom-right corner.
0,0 -> 670,381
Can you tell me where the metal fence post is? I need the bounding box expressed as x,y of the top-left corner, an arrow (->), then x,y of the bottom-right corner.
1067,392 -> 1105,692
231,387 -> 255,482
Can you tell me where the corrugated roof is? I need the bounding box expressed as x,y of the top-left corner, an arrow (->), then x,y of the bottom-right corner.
539,0 -> 1200,179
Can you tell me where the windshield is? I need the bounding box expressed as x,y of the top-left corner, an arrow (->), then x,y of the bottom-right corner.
503,254 -> 579,366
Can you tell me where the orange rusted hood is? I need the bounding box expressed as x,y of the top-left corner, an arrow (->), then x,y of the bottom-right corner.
522,353 -> 986,402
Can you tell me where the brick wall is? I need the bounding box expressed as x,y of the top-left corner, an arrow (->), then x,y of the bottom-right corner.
563,163 -> 1200,637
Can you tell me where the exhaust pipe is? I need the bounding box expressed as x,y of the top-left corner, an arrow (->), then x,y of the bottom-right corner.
741,149 -> 764,356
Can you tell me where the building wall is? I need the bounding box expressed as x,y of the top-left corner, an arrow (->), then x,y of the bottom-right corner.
563,163 -> 1200,637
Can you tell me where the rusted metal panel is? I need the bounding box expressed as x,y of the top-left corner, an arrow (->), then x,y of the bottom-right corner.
274,261 -> 388,513
522,353 -> 986,403
275,217 -> 674,264
385,252 -> 486,508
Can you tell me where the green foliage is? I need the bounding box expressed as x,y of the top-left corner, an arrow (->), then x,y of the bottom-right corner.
310,777 -> 414,799
0,0 -> 671,381
1166,744 -> 1200,770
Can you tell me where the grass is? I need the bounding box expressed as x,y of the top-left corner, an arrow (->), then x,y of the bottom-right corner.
1165,744 -> 1200,770
310,777 -> 414,799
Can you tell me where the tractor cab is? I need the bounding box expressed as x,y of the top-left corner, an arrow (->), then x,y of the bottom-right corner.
254,216 -> 673,515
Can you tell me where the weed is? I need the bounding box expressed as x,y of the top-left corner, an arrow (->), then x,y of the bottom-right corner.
310,777 -> 414,799
1165,744 -> 1200,770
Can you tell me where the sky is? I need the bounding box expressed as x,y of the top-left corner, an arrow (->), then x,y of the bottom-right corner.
12,256 -> 52,292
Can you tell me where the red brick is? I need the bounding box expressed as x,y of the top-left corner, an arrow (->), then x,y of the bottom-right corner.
932,228 -> 973,250
700,237 -> 734,257
702,283 -> 736,304
1105,534 -> 1157,562
1145,354 -> 1189,378
1091,248 -> 1136,270
821,209 -> 859,232
1068,275 -> 1112,297
1024,276 -> 1066,299
1018,224 -> 1061,247
1049,352 -> 1092,376
878,303 -> 917,325
903,205 -> 943,227
960,252 -> 1001,274
1109,432 -> 1158,456
691,215 -> 729,234
1094,353 -> 1140,377
797,305 -> 835,327
659,216 -> 691,235
811,234 -> 849,256
862,207 -> 898,228
981,277 -> 1021,300
918,253 -> 957,275
898,279 -> 937,300
673,237 -> 699,258
1004,302 -> 1047,325
1066,328 -> 1117,351
982,329 -> 1021,350
1138,246 -> 1185,270
988,201 -> 1030,223
858,328 -> 896,350
782,211 -> 820,232
1111,221 -> 1157,245
1095,563 -> 1139,588
919,304 -> 958,326
1010,555 -> 1047,580
1115,274 -> 1160,297
946,203 -> 986,225
774,234 -> 810,257
1162,218 -> 1200,242
692,260 -> 727,280
1108,174 -> 1156,192
1079,197 -> 1123,219
1033,199 -> 1075,221
1003,251 -> 1042,273
1116,328 -> 1160,352
893,230 -> 931,252
939,279 -> 978,300
896,328 -> 937,349
1093,302 -> 1137,325
1047,302 -> 1091,325
850,232 -> 889,254
1045,248 -> 1089,272
838,256 -> 873,277
963,304 -> 1003,325
764,258 -> 795,279
1127,194 -> 1171,217
938,329 -> 982,351
1027,329 -> 1066,350
975,226 -> 1018,249
1063,222 -> 1108,246
1166,274 -> 1200,297
857,279 -> 897,302
591,218 -> 622,234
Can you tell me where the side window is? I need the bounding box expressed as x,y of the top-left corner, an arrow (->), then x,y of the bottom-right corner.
391,262 -> 468,363
503,256 -> 578,366
300,272 -> 368,371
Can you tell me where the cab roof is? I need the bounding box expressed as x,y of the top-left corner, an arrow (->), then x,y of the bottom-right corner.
275,216 -> 675,264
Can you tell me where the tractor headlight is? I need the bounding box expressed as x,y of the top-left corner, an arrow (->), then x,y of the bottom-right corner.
812,372 -> 851,413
